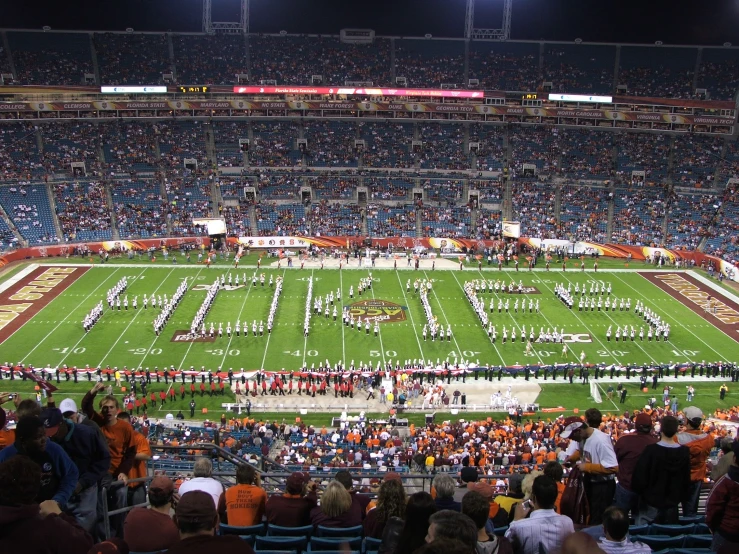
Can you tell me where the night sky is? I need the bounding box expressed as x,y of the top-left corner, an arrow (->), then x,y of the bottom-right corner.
2,0 -> 739,45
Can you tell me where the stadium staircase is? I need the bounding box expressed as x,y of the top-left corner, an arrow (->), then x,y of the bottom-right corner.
105,182 -> 120,240
210,178 -> 221,217
159,177 -> 173,235
606,184 -> 615,240
0,203 -> 25,247
166,33 -> 177,83
45,182 -> 64,240
34,127 -> 44,156
88,33 -> 100,85
0,31 -> 16,79
249,204 -> 258,235
204,123 -> 217,169
415,210 -> 423,238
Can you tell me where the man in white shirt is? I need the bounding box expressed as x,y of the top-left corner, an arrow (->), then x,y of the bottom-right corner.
177,457 -> 224,509
560,409 -> 619,525
505,475 -> 575,554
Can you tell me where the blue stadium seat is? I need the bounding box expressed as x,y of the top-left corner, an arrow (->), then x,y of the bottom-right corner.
493,526 -> 508,537
649,524 -> 695,536
632,534 -> 686,549
683,535 -> 713,548
363,537 -> 382,552
221,522 -> 266,536
309,537 -> 362,551
255,535 -> 308,553
315,525 -> 363,538
268,524 -> 314,538
628,524 -> 648,536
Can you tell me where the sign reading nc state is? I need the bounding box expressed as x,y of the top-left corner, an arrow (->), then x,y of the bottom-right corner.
347,300 -> 407,323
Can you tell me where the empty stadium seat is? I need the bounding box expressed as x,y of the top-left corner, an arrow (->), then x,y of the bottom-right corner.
309,537 -> 362,551
255,535 -> 308,553
649,524 -> 695,537
268,524 -> 314,538
632,534 -> 687,550
315,525 -> 363,538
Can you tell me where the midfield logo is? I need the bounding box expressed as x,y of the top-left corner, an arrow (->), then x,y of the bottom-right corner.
347,300 -> 407,323
170,331 -> 216,343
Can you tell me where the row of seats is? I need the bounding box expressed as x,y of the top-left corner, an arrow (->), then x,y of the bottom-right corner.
3,31 -> 739,99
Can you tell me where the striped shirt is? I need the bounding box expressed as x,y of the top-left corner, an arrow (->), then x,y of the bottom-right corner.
505,509 -> 574,554
597,537 -> 652,554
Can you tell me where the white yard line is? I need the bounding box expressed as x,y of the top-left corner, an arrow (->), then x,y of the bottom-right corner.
259,268 -> 287,372
93,268 -> 175,368
450,271 -> 508,367
424,270 -> 470,365
564,273 -> 662,363
0,263 -> 38,293
616,273 -> 734,360
339,267 -> 347,365
366,270 -> 387,368
138,267 -> 205,368
473,269 -> 547,366
393,270 -> 425,358
20,267 -> 123,364
301,269 -> 315,368
215,269 -> 259,371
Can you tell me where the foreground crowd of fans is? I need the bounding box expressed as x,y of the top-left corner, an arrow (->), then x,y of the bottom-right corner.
1,383 -> 739,554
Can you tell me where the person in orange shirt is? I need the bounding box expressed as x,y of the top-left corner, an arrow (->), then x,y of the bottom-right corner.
117,412 -> 153,506
543,461 -> 566,514
218,463 -> 266,526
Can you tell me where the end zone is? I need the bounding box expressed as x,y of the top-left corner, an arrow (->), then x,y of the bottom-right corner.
639,272 -> 739,344
0,266 -> 90,344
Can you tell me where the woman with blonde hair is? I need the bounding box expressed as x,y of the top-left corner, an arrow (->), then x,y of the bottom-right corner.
310,480 -> 363,528
363,479 -> 407,538
521,470 -> 543,501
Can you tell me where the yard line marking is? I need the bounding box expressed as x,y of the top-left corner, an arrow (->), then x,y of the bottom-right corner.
20,267 -> 123,364
424,270 -> 471,365
339,266 -> 347,365
616,273 -> 732,360
533,275 -> 621,365
214,269 -> 259,372
94,268 -> 175,368
393,270 -> 425,358
474,270 -> 546,366
565,273 -> 661,363
301,269 -> 315,368
367,270 -> 387,368
259,268 -> 288,372
139,267 -> 205,368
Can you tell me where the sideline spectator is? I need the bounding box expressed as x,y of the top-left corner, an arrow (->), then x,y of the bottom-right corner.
264,471 -> 317,527
123,475 -> 179,552
597,506 -> 651,554
677,406 -> 714,517
613,412 -> 657,519
433,474 -> 462,512
41,407 -> 109,533
381,491 -> 437,554
310,480 -> 363,528
425,510 -> 479,553
462,490 -> 514,554
706,439 -> 739,553
631,416 -> 691,524
0,416 -> 78,508
560,410 -> 618,525
336,469 -> 371,516
167,490 -> 255,554
178,457 -> 225,510
0,455 -> 93,553
504,475 -> 574,554
218,463 -> 266,526
363,479 -> 406,539
711,437 -> 735,481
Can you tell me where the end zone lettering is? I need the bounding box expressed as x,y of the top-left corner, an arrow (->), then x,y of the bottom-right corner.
347,300 -> 407,323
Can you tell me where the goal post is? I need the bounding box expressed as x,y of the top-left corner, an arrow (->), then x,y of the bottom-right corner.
589,381 -> 603,404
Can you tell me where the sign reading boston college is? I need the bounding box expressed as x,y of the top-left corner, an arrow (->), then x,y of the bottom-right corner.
347,300 -> 407,323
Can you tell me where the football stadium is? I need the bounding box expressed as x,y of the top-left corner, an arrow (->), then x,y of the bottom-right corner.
0,1 -> 738,552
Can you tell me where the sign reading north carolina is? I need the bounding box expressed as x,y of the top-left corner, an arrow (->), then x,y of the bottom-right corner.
347,300 -> 407,323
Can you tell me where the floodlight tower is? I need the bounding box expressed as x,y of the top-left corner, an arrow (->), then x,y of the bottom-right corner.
203,0 -> 249,34
465,0 -> 512,40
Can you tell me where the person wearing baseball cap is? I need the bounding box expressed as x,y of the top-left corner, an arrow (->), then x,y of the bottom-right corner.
613,412 -> 658,520
676,406 -> 714,517
39,407 -> 110,533
167,490 -> 255,553
265,471 -> 318,527
560,409 -> 618,526
123,475 -> 179,552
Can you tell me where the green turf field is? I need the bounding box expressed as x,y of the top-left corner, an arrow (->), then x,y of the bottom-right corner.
1,257 -> 738,423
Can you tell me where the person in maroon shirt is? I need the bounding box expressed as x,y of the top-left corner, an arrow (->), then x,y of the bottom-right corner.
310,481 -> 364,529
335,470 -> 371,517
123,476 -> 179,552
160,391 -> 167,406
219,381 -> 225,395
614,412 -> 658,520
210,382 -> 217,397
180,384 -> 186,400
265,472 -> 318,527
170,387 -> 177,402
166,490 -> 255,554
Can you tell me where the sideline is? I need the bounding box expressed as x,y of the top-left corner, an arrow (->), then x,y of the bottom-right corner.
0,263 -> 38,294
688,270 -> 739,305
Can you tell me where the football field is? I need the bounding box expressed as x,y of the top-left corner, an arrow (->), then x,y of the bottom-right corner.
1,260 -> 738,373
1,258 -> 739,421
